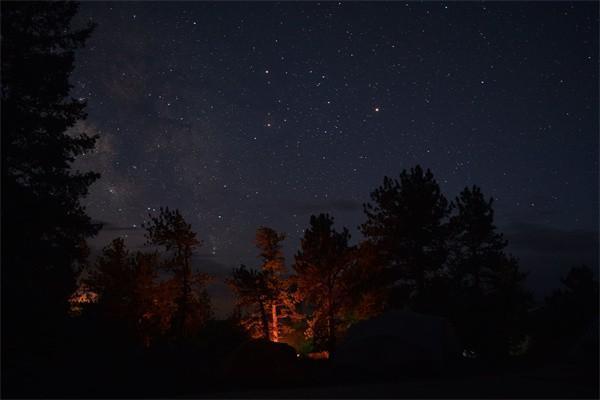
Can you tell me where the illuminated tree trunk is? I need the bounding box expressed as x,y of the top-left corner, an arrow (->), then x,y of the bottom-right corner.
173,246 -> 191,338
270,303 -> 279,342
258,298 -> 270,340
327,284 -> 336,355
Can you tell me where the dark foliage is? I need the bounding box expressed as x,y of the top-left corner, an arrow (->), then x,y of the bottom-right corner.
361,165 -> 450,310
446,186 -> 532,359
143,207 -> 213,340
228,264 -> 274,339
1,1 -> 98,396
529,265 -> 599,364
293,213 -> 356,355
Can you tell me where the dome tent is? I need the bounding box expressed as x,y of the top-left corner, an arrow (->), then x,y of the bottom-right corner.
334,310 -> 460,376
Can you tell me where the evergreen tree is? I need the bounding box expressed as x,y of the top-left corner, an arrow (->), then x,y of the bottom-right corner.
130,251 -> 162,346
82,239 -> 162,346
361,165 -> 450,309
255,227 -> 298,342
227,227 -> 297,341
293,214 -> 355,355
531,265 -> 599,360
228,265 -> 273,340
447,186 -> 506,290
343,240 -> 388,323
143,207 -> 212,340
448,186 -> 531,358
1,1 -> 97,393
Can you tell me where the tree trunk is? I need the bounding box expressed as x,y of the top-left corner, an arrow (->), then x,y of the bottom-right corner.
258,299 -> 270,340
327,289 -> 336,356
271,303 -> 279,342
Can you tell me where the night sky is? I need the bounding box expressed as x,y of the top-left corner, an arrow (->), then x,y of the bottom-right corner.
70,2 -> 598,316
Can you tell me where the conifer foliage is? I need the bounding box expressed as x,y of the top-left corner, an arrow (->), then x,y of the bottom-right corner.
293,214 -> 355,355
228,227 -> 297,342
143,207 -> 212,340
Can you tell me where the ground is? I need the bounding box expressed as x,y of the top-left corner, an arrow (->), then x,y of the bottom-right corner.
207,362 -> 598,398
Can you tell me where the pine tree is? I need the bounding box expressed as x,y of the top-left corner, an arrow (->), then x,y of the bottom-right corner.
293,214 -> 355,355
532,265 -> 599,360
84,238 -> 134,321
2,0 -> 98,318
82,239 -> 163,346
342,240 -> 388,323
255,227 -> 298,341
143,207 -> 212,340
130,251 -> 161,346
448,186 -> 506,290
448,186 -> 531,358
228,265 -> 273,340
227,227 -> 297,341
1,2 -> 98,393
361,165 -> 450,309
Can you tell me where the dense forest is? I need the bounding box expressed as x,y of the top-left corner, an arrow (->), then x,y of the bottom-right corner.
1,2 -> 597,398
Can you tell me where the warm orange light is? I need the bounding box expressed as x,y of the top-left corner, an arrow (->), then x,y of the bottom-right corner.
307,351 -> 329,360
68,285 -> 98,315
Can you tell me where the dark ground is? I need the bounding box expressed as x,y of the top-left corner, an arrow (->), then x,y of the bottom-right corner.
206,362 -> 598,399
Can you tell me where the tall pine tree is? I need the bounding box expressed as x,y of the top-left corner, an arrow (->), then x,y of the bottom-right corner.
228,227 -> 297,342
293,214 -> 355,355
143,207 -> 212,340
2,1 -> 98,394
448,186 -> 531,358
361,165 -> 450,310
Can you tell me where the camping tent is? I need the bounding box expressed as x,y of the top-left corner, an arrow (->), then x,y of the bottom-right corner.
334,310 -> 460,376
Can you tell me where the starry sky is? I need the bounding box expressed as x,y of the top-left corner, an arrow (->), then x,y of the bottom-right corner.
70,2 -> 598,316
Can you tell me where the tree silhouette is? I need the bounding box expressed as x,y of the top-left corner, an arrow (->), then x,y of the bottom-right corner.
83,238 -> 134,321
531,265 -> 599,361
228,265 -> 273,340
293,214 -> 355,355
255,227 -> 298,341
361,165 -> 450,309
130,251 -> 162,346
143,207 -> 212,340
1,1 -> 97,394
447,186 -> 531,358
447,186 -> 506,290
342,240 -> 388,323
82,238 -> 162,346
228,227 -> 297,341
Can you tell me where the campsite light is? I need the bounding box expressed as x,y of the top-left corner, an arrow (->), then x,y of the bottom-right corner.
462,349 -> 477,359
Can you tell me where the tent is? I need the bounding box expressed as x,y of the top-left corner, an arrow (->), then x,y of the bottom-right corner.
334,310 -> 460,376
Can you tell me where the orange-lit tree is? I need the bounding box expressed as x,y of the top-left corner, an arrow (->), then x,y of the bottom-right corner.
228,227 -> 297,342
293,214 -> 355,355
144,207 -> 212,340
228,265 -> 272,340
340,240 -> 387,324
